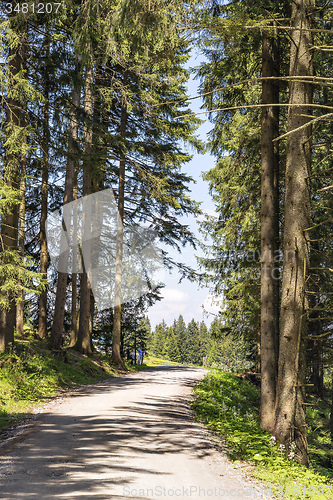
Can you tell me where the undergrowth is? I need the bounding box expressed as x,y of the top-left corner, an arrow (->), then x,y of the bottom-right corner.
0,337 -> 118,432
192,369 -> 333,500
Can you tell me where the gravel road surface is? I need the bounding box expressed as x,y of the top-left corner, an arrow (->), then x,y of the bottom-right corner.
0,366 -> 268,499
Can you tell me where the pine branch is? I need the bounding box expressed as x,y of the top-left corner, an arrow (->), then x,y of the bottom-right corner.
152,75 -> 333,108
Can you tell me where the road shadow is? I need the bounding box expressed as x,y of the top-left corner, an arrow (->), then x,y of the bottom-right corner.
0,366 -> 211,499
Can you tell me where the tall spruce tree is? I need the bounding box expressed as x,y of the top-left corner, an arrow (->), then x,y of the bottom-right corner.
153,320 -> 168,358
173,314 -> 188,363
0,3 -> 36,352
274,0 -> 315,466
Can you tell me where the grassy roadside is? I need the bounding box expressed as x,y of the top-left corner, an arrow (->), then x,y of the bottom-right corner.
0,342 -> 183,435
191,369 -> 333,500
0,336 -> 133,433
144,355 -> 183,367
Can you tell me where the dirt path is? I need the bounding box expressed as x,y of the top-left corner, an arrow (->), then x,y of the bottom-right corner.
0,366 -> 268,499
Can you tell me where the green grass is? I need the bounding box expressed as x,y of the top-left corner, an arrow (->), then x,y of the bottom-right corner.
144,355 -> 183,367
191,369 -> 333,500
0,345 -> 181,433
0,337 -> 120,432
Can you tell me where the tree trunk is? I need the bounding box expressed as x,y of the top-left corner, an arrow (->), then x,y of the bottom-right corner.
69,165 -> 79,347
112,75 -> 128,366
50,81 -> 80,350
0,8 -> 24,352
16,35 -> 27,338
260,29 -> 280,433
38,32 -> 50,339
16,163 -> 26,337
274,0 -> 314,466
76,63 -> 94,355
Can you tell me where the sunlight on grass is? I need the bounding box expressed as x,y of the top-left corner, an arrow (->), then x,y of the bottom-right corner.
0,338 -> 118,432
144,355 -> 183,367
192,369 -> 333,500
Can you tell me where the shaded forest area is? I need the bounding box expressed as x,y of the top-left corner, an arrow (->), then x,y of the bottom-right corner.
0,0 -> 333,469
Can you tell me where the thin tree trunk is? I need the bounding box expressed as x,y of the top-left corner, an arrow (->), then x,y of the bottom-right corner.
38,32 -> 50,339
16,36 -> 27,339
112,74 -> 127,366
274,0 -> 314,466
76,63 -> 94,355
260,29 -> 280,433
50,82 -> 80,350
16,163 -> 26,337
69,165 -> 79,347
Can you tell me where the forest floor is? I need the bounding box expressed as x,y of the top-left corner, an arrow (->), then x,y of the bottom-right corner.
0,366 -> 269,499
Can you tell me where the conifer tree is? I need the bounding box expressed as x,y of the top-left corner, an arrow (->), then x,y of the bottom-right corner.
38,29 -> 51,340
186,319 -> 200,365
274,0 -> 315,466
76,62 -> 94,355
153,320 -> 168,358
0,3 -> 30,352
105,0 -> 202,364
173,314 -> 188,363
50,80 -> 81,350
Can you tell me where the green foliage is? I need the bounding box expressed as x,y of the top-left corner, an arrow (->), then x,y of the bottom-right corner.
173,315 -> 188,362
195,0 -> 290,344
0,251 -> 44,310
207,317 -> 253,372
152,320 -> 168,358
306,390 -> 333,473
192,370 -> 333,499
151,315 -> 252,369
162,327 -> 181,362
93,305 -> 153,356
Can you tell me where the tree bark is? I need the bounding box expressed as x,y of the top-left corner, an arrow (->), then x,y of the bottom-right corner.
69,165 -> 79,347
38,31 -> 50,339
112,74 -> 127,366
274,0 -> 314,467
76,63 -> 94,355
260,29 -> 280,433
50,80 -> 80,350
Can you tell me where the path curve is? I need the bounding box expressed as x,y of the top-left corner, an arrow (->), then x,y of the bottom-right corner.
0,366 -> 267,499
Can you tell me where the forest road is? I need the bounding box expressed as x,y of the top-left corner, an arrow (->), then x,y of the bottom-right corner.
0,366 -> 267,500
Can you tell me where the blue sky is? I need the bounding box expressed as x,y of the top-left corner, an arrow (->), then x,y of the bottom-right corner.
147,54 -> 224,330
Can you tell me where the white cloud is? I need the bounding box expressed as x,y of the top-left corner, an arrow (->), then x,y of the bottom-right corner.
148,289 -> 189,327
160,288 -> 189,303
